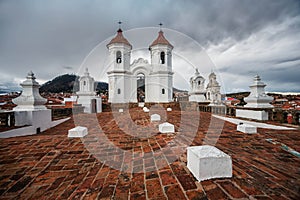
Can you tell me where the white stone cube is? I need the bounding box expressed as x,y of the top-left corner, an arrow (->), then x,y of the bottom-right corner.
138,102 -> 145,107
167,108 -> 172,112
143,107 -> 149,112
187,145 -> 232,181
68,126 -> 88,138
237,123 -> 257,134
151,114 -> 161,122
159,122 -> 175,133
236,109 -> 268,121
119,109 -> 124,113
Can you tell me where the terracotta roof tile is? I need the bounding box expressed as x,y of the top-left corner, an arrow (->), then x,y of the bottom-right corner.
0,108 -> 299,199
150,30 -> 173,48
107,29 -> 132,48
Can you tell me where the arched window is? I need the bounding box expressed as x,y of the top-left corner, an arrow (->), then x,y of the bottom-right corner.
160,52 -> 165,64
83,81 -> 86,86
198,80 -> 201,85
162,88 -> 165,94
117,88 -> 121,94
116,51 -> 122,63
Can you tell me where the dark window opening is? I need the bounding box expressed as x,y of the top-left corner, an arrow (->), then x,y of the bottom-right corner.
83,81 -> 86,86
162,88 -> 165,94
160,52 -> 165,64
198,80 -> 201,85
116,51 -> 122,63
117,88 -> 121,94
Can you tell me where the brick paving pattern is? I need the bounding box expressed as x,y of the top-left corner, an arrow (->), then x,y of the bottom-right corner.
0,107 -> 299,199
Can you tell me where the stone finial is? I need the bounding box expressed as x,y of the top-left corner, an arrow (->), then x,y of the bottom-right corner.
195,68 -> 200,76
84,68 -> 90,77
244,75 -> 273,108
12,71 -> 47,111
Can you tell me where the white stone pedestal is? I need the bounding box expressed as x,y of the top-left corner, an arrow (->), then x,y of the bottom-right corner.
236,109 -> 268,121
77,96 -> 102,113
14,110 -> 52,132
187,145 -> 232,181
237,123 -> 257,134
151,114 -> 161,122
189,94 -> 207,102
159,122 -> 175,133
68,126 -> 88,138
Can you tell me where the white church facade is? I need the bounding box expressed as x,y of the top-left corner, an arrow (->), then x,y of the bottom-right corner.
107,28 -> 174,103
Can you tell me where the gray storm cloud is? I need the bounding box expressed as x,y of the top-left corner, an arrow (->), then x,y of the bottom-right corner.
0,0 -> 299,92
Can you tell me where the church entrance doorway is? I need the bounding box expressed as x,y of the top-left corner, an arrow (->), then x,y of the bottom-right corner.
137,73 -> 145,102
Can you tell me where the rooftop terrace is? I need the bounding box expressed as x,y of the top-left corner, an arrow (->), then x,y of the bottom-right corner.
0,108 -> 299,199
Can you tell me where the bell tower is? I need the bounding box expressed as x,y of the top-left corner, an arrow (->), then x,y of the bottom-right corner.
106,23 -> 132,103
148,25 -> 174,102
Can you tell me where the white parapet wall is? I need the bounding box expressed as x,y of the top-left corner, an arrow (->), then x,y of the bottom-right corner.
236,109 -> 268,121
77,96 -> 102,113
14,109 -> 52,130
187,145 -> 232,181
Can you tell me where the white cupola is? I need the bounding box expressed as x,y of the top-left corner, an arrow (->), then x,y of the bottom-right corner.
77,68 -> 95,95
189,68 -> 207,102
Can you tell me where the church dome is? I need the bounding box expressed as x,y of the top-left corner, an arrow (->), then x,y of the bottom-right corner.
150,30 -> 173,48
107,29 -> 132,48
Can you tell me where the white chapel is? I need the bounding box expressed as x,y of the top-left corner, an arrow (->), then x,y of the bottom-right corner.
107,28 -> 174,103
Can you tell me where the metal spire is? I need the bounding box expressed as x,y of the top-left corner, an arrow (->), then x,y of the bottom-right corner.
159,22 -> 163,30
118,20 -> 122,29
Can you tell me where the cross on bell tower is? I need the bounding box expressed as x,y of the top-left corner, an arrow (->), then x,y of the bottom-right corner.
159,22 -> 163,30
118,20 -> 122,29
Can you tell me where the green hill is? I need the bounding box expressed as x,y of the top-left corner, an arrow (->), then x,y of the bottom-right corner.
40,74 -> 108,94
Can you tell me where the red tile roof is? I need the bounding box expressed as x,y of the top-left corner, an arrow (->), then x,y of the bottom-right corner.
0,108 -> 299,199
107,29 -> 132,48
150,31 -> 173,48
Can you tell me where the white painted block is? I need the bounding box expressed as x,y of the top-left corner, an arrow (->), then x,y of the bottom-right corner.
236,109 -> 268,121
119,109 -> 124,113
68,126 -> 88,138
187,145 -> 232,181
151,114 -> 161,122
159,122 -> 175,133
138,102 -> 145,107
143,107 -> 149,112
167,108 -> 172,112
237,123 -> 257,134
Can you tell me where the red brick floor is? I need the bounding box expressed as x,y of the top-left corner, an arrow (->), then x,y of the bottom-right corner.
0,108 -> 299,199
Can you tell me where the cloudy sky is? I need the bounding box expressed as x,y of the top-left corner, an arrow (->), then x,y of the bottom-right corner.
0,0 -> 299,93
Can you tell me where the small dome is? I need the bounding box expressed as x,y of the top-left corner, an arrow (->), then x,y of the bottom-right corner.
107,29 -> 132,48
150,31 -> 173,48
209,72 -> 216,79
